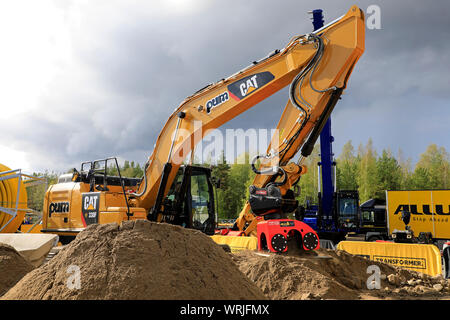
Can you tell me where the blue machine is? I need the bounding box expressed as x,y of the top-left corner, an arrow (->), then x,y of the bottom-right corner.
301,9 -> 360,243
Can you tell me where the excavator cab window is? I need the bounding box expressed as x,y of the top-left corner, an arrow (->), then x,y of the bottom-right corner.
166,171 -> 184,202
160,165 -> 216,235
336,194 -> 359,229
190,171 -> 210,228
159,169 -> 185,225
187,166 -> 216,235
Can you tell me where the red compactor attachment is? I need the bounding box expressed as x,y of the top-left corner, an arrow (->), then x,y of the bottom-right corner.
257,219 -> 320,253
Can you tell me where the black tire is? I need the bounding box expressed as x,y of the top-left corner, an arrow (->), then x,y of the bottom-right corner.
367,235 -> 380,242
295,206 -> 305,221
443,248 -> 450,279
59,236 -> 75,245
260,233 -> 268,251
218,244 -> 231,253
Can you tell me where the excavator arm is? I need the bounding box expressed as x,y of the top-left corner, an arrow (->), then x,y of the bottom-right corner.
131,5 -> 365,226
234,90 -> 344,236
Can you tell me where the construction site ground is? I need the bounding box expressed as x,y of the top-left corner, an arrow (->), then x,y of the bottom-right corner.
1,221 -> 450,300
233,249 -> 450,300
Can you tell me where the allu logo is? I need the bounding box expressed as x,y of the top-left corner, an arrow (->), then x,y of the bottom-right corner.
394,204 -> 450,216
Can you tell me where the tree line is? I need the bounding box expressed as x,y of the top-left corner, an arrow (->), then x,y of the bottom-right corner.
298,140 -> 450,205
210,141 -> 450,219
25,141 -> 450,219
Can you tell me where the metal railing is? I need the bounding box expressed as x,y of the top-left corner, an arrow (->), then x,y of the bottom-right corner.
0,168 -> 47,233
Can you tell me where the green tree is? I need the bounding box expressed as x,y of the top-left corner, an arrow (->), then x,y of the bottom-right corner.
26,171 -> 59,213
297,144 -> 320,205
397,148 -> 413,189
107,160 -> 144,178
415,144 -> 450,189
336,140 -> 359,190
225,152 -> 253,218
133,163 -> 144,177
211,152 -> 256,219
410,167 -> 432,190
375,149 -> 402,198
357,138 -> 379,202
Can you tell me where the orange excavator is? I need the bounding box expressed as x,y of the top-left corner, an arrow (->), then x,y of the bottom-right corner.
41,6 -> 365,252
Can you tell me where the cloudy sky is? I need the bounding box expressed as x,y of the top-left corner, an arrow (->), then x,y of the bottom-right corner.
1,0 -> 449,173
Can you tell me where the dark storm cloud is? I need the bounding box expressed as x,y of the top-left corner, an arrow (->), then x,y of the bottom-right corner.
2,0 -> 450,171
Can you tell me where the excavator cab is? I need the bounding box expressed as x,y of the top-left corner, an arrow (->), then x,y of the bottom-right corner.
43,160 -> 216,244
77,160 -> 217,236
159,165 -> 216,235
335,190 -> 360,229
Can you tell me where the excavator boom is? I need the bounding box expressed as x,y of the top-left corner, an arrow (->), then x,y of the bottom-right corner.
133,6 -> 365,220
233,7 -> 365,235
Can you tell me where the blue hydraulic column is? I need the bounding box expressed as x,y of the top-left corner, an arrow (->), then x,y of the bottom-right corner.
319,119 -> 334,221
311,9 -> 335,224
311,9 -> 324,30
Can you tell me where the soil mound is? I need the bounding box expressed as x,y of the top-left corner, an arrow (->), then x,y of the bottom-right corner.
2,220 -> 266,300
233,249 -> 450,300
0,243 -> 33,296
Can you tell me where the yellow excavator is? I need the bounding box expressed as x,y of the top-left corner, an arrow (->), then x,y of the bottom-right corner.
40,6 -> 365,251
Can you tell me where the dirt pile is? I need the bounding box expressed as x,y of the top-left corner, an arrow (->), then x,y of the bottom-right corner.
0,243 -> 34,296
2,220 -> 266,300
371,268 -> 450,299
233,249 -> 450,300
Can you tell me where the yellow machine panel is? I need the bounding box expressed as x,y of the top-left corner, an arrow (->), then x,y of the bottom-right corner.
386,190 -> 450,239
337,240 -> 442,276
20,223 -> 43,233
43,181 -> 146,236
211,235 -> 258,253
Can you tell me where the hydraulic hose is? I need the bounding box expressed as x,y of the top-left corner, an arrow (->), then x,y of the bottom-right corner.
251,155 -> 287,187
280,33 -> 338,161
252,33 -> 327,168
251,155 -> 279,176
129,162 -> 149,198
251,33 -> 338,186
